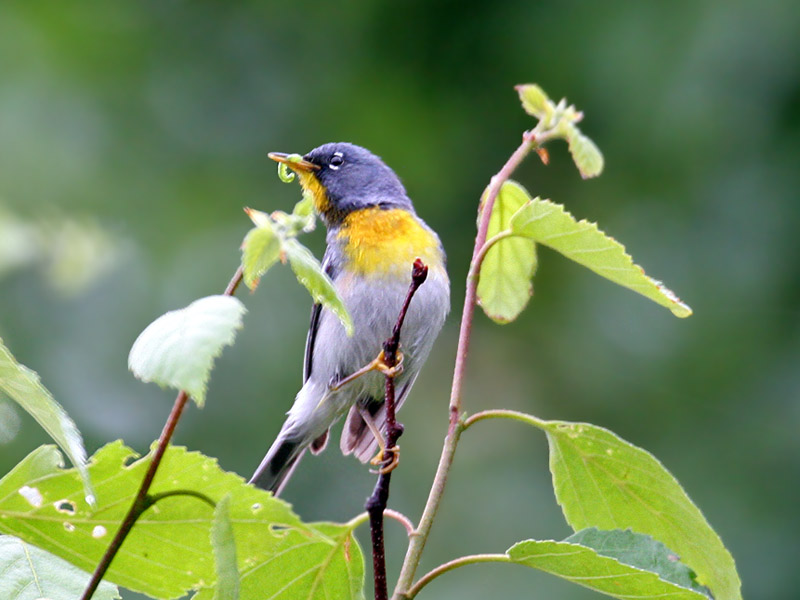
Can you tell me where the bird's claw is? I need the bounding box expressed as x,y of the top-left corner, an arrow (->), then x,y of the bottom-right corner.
370,445 -> 400,475
329,350 -> 404,391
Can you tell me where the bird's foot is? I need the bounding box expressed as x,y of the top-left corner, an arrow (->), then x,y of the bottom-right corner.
329,350 -> 404,391
370,444 -> 400,475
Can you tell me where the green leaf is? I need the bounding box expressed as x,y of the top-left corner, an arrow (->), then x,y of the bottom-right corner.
565,125 -> 604,179
241,223 -> 282,290
210,494 -> 239,600
128,295 -> 246,407
543,421 -> 741,600
0,442 -> 363,600
0,534 -> 120,600
565,528 -> 711,597
508,538 -> 707,600
508,192 -> 692,317
195,522 -> 365,600
515,84 -> 552,120
283,238 -> 354,336
0,337 -> 93,502
476,181 -> 537,324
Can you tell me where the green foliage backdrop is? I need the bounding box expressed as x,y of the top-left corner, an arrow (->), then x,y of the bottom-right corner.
1,1 -> 798,598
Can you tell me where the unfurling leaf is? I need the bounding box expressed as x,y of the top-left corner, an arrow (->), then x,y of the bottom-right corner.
566,126 -> 604,179
283,239 -> 354,336
0,534 -> 120,600
515,84 -> 552,120
128,295 -> 246,406
476,181 -> 537,324
543,421 -> 741,600
0,338 -> 93,501
242,221 -> 282,290
508,191 -> 692,317
509,536 -> 708,600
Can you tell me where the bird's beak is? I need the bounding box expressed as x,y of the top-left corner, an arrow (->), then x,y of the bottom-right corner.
268,152 -> 320,172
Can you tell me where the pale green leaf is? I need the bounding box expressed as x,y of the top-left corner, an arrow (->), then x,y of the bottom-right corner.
0,442 -> 327,600
543,421 -> 741,600
283,238 -> 354,336
515,84 -> 552,119
0,534 -> 120,600
476,181 -> 537,324
128,295 -> 246,407
508,194 -> 692,317
565,528 -> 711,597
241,224 -> 282,290
508,538 -> 706,600
210,494 -> 239,600
565,125 -> 604,179
0,337 -> 93,501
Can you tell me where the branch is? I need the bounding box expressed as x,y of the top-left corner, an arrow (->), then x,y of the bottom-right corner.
407,554 -> 512,598
81,265 -> 244,600
367,259 -> 429,600
392,132 -> 538,599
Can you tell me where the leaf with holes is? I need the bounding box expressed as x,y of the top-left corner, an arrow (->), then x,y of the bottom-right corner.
476,181 -> 538,324
128,295 -> 246,407
542,421 -> 740,600
0,534 -> 120,600
508,191 -> 692,317
0,337 -> 93,501
0,442 -> 357,600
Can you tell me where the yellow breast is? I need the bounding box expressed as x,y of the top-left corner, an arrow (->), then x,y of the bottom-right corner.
338,208 -> 443,277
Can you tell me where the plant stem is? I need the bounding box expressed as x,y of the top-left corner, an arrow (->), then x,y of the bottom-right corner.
462,409 -> 548,431
406,554 -> 512,598
367,260 -> 429,600
80,264 -> 244,600
392,133 -> 537,599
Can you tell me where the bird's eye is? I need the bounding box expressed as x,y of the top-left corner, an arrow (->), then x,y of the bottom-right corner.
329,153 -> 344,170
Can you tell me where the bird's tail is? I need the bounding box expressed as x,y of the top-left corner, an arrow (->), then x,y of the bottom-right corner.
249,436 -> 307,495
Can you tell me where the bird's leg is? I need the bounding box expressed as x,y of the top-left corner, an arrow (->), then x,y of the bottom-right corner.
359,408 -> 400,475
329,350 -> 404,392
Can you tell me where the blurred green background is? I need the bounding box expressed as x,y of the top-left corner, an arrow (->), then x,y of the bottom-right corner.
1,1 -> 798,598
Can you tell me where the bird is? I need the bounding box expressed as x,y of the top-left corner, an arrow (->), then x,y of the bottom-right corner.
249,142 -> 450,494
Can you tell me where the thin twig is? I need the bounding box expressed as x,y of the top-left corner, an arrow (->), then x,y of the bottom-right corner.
384,509 -> 415,537
366,259 -> 429,600
392,133 -> 538,599
81,264 -> 244,600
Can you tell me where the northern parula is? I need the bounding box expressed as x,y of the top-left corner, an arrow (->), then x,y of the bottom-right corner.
249,142 -> 450,494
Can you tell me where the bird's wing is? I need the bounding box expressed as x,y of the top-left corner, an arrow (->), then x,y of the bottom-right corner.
303,248 -> 337,383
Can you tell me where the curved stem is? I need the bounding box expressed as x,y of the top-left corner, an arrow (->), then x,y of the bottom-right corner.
384,509 -> 415,537
406,554 -> 512,598
145,489 -> 217,510
462,409 -> 548,431
392,133 -> 537,599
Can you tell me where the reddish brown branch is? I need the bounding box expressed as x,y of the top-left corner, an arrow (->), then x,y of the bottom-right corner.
366,259 -> 428,600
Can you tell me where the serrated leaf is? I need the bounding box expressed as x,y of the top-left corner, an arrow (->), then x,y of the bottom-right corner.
210,494 -> 239,600
283,238 -> 354,336
564,124 -> 604,178
0,534 -> 120,600
516,84 -> 552,119
508,193 -> 692,317
0,442 -> 356,600
0,337 -> 93,502
128,295 -> 246,407
565,528 -> 711,597
241,224 -> 282,290
476,181 -> 537,324
508,538 -> 707,600
543,421 -> 741,600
